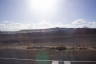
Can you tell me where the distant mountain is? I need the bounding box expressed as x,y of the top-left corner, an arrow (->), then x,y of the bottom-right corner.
0,28 -> 96,47
18,28 -> 96,34
1,27 -> 96,34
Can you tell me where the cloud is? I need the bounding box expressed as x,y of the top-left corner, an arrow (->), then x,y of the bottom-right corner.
72,19 -> 87,25
32,20 -> 65,29
73,19 -> 96,28
0,19 -> 96,31
63,19 -> 96,28
0,21 -> 32,31
33,20 -> 53,29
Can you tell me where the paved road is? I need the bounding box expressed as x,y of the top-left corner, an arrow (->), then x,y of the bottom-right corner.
0,57 -> 96,64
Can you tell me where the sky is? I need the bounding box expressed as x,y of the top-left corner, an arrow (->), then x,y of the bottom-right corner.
0,0 -> 96,31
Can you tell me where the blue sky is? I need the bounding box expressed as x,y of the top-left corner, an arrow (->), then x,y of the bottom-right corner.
0,0 -> 96,31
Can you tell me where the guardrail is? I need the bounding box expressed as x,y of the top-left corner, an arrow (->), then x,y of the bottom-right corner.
0,57 -> 96,64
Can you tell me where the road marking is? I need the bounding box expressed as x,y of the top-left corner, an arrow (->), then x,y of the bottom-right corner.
52,61 -> 59,64
64,61 -> 71,64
